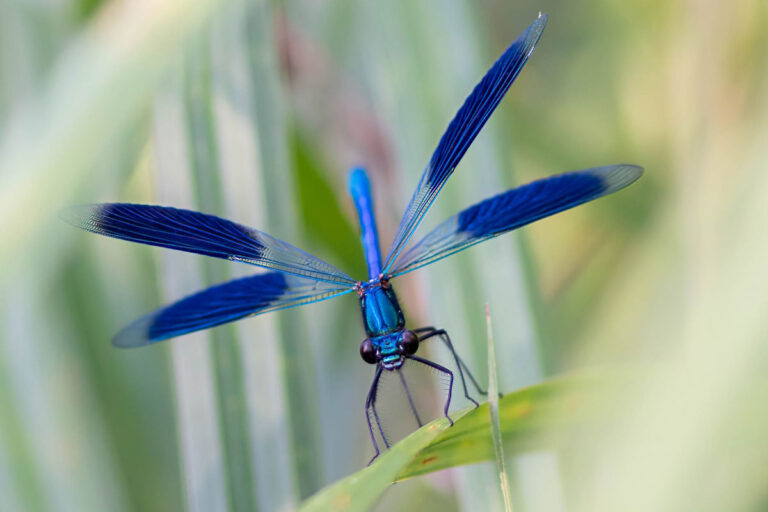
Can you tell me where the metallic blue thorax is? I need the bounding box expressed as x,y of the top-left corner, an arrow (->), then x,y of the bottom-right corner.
359,282 -> 406,369
358,283 -> 405,337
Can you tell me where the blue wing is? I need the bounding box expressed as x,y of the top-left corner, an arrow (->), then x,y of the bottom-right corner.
113,272 -> 354,347
63,203 -> 356,286
389,165 -> 643,276
381,14 -> 547,273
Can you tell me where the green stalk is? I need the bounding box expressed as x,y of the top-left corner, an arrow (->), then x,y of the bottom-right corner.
155,1 -> 326,509
0,2 -> 215,508
153,68 -> 230,512
183,33 -> 256,512
243,3 -> 326,497
486,305 -> 513,512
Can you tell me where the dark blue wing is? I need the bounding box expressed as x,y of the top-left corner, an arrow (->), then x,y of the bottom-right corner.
389,165 -> 643,276
63,203 -> 356,286
381,14 -> 547,273
113,272 -> 354,347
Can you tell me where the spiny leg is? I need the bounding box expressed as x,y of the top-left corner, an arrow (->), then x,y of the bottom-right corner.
372,400 -> 390,449
408,355 -> 454,426
418,327 -> 503,399
365,365 -> 384,464
458,357 -> 490,396
415,326 -> 485,394
415,327 -> 484,406
369,368 -> 390,451
398,369 -> 423,427
415,327 -> 485,394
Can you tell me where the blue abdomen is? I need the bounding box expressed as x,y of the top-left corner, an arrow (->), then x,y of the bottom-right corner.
360,285 -> 405,337
349,168 -> 383,280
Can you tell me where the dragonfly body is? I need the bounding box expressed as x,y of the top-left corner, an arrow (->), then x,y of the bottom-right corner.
64,13 -> 643,463
351,167 -> 416,371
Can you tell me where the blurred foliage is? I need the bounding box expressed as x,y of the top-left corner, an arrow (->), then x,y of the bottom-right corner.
1,0 -> 767,511
291,127 -> 366,278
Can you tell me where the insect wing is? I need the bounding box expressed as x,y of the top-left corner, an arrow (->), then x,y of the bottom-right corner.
63,203 -> 356,286
381,14 -> 547,273
113,272 -> 354,347
390,165 -> 643,276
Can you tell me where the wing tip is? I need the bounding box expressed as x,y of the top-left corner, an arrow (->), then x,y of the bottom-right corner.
526,12 -> 548,46
112,313 -> 157,348
59,203 -> 107,231
595,164 -> 644,194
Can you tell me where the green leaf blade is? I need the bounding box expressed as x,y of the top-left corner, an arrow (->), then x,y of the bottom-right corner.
486,305 -> 513,512
301,370 -> 627,511
300,412 -> 471,512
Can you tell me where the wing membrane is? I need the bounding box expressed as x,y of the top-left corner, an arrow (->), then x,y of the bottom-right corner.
390,165 -> 643,276
113,272 -> 354,347
63,203 -> 356,285
382,14 -> 547,273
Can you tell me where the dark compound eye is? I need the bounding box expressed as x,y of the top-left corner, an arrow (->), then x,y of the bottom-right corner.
399,330 -> 419,355
360,338 -> 378,364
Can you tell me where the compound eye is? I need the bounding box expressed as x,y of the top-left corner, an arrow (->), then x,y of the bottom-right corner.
360,338 -> 378,364
399,330 -> 419,355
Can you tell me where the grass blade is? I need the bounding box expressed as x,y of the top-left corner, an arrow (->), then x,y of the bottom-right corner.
300,370 -> 629,511
300,412 -> 470,512
214,3 -> 303,508
0,0 -> 239,284
154,79 -> 229,511
486,305 -> 513,512
244,3 -> 327,497
154,2 -> 312,508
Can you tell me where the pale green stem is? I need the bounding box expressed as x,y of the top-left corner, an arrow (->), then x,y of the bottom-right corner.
486,304 -> 513,512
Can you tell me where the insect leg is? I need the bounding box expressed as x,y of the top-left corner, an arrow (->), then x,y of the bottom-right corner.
369,368 -> 390,451
365,365 -> 384,465
398,369 -> 423,427
417,327 -> 482,406
408,355 -> 454,426
437,329 -> 491,396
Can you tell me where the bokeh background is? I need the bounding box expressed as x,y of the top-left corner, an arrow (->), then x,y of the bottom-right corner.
1,0 -> 767,511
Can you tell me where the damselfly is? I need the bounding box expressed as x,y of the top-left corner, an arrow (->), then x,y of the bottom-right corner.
64,13 -> 642,462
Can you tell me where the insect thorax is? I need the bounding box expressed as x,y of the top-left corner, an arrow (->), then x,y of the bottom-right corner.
357,280 -> 405,337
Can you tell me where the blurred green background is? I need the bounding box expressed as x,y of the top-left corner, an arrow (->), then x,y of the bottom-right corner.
1,0 -> 766,511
